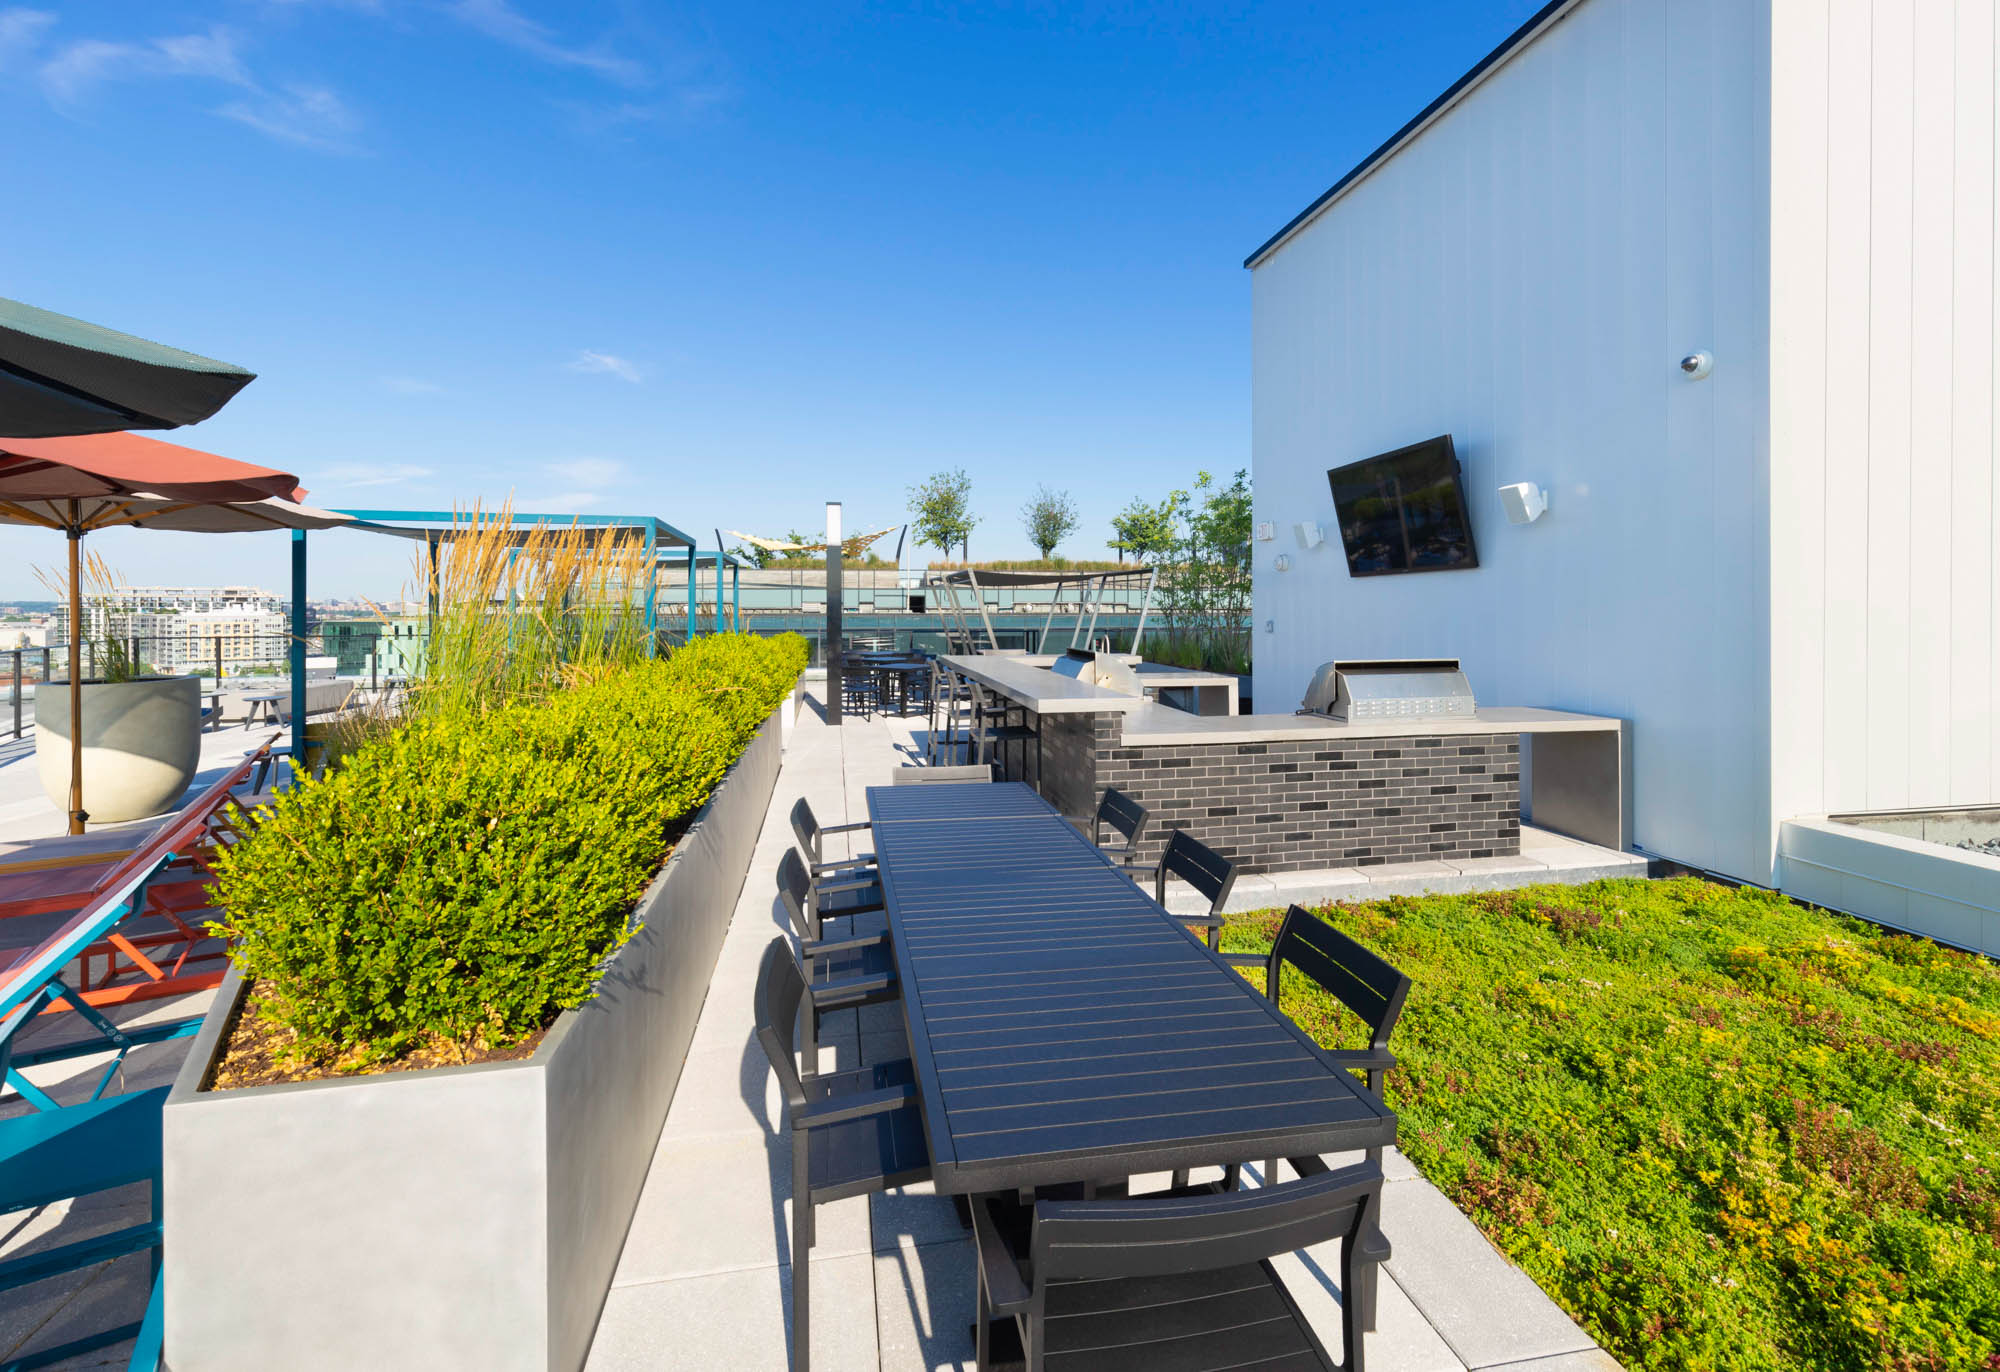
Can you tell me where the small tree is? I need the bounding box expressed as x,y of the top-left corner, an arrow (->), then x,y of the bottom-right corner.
1020,485 -> 1079,559
907,469 -> 979,562
1108,497 -> 1177,563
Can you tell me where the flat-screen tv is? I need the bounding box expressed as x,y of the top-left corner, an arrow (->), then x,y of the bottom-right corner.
1327,435 -> 1479,577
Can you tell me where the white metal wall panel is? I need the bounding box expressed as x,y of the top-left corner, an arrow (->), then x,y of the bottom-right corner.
1251,0 -> 1773,879
1768,0 -> 2000,830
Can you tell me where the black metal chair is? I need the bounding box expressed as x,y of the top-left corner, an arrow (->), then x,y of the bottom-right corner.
970,1160 -> 1385,1372
1090,788 -> 1149,865
968,682 -> 1040,789
789,797 -> 875,879
837,658 -> 878,718
926,662 -> 975,764
1223,903 -> 1413,1332
1129,828 -> 1235,951
890,764 -> 993,784
756,938 -> 930,1372
776,847 -> 898,1070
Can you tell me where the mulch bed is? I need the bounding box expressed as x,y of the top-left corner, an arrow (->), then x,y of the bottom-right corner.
205,979 -> 550,1091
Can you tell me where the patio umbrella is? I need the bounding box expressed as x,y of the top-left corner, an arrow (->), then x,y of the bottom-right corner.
0,431 -> 303,833
0,296 -> 256,438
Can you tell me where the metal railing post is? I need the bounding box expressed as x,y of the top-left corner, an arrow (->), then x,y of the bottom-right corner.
10,650 -> 20,739
215,635 -> 223,687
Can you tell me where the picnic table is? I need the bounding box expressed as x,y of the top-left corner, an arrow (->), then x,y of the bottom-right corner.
863,781 -> 1396,1196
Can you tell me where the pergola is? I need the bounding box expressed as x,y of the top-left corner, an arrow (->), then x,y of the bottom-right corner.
924,566 -> 1157,654
296,509 -> 741,765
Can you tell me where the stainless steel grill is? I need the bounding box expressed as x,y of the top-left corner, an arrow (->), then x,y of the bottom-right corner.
1299,659 -> 1476,722
1052,647 -> 1141,695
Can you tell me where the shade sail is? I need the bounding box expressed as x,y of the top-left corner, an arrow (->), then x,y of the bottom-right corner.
0,297 -> 255,437
0,431 -> 301,531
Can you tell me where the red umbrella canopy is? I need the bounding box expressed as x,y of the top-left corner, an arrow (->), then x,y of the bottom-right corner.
0,430 -> 301,532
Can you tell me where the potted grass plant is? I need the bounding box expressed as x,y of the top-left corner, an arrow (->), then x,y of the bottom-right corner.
33,556 -> 203,823
162,510 -> 807,1372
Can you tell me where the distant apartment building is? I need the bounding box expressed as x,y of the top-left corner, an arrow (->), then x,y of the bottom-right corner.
52,585 -> 291,674
320,617 -> 427,679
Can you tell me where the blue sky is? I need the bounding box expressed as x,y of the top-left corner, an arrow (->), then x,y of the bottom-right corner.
0,0 -> 1546,600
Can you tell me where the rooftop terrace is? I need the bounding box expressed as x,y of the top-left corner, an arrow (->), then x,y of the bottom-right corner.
1,685 -> 1623,1370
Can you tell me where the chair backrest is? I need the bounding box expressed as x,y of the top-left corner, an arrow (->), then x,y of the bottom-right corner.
1093,788 -> 1148,849
1030,1161 -> 1381,1284
1156,829 -> 1236,916
891,764 -> 993,785
789,797 -> 824,862
753,937 -> 810,1112
774,847 -> 819,941
1269,904 -> 1412,1052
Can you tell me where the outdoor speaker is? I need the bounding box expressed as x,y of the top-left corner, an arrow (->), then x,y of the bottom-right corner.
1498,482 -> 1548,525
1293,521 -> 1323,550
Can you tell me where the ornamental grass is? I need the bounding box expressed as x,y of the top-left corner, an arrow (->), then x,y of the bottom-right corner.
1221,879 -> 1999,1372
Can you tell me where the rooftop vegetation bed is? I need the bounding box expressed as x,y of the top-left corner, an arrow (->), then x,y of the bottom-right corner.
1220,878 -> 2000,1372
210,631 -> 807,1080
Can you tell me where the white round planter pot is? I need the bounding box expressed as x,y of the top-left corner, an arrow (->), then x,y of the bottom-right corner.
35,675 -> 203,823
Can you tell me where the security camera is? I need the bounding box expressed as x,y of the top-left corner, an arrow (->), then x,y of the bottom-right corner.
1680,351 -> 1714,380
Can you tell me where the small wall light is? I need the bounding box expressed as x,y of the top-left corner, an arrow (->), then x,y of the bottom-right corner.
1498,482 -> 1548,525
1273,552 -> 1292,572
1293,521 -> 1324,550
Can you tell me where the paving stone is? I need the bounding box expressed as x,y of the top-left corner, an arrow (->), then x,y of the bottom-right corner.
1270,1245 -> 1465,1372
1381,1181 -> 1598,1368
611,1133 -> 871,1285
1474,1350 -> 1624,1371
873,1238 -> 977,1372
586,1254 -> 877,1372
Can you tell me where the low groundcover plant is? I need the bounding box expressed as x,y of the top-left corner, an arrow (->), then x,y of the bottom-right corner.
212,632 -> 807,1071
1221,878 -> 2000,1372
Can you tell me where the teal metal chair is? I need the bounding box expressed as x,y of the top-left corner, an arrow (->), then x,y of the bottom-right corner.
0,1086 -> 168,1369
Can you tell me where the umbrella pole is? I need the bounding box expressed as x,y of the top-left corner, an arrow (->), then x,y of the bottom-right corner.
66,521 -> 86,835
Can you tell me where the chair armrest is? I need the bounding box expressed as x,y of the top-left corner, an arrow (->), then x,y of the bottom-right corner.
1179,912 -> 1224,929
809,969 -> 896,1006
803,930 -> 891,957
812,872 -> 882,896
796,1082 -> 919,1128
1220,951 -> 1272,970
968,1197 -> 1034,1315
820,821 -> 873,836
810,855 -> 877,877
1323,1047 -> 1397,1073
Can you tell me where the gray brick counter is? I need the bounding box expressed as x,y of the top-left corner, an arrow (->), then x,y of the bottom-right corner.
1015,710 -> 1520,875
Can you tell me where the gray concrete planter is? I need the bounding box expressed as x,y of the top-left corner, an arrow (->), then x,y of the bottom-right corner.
163,701 -> 787,1371
34,674 -> 201,822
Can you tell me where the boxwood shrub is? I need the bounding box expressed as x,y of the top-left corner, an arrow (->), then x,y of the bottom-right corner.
212,632 -> 806,1069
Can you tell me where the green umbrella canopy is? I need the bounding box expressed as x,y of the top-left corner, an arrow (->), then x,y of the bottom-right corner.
0,296 -> 256,437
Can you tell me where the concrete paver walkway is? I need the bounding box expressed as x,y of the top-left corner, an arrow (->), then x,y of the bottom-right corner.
585,695 -> 1623,1371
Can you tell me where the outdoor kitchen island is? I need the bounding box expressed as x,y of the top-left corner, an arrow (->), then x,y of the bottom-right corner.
945,653 -> 1629,876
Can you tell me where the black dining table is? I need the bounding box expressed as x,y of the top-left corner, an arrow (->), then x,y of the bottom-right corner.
864,781 -> 1396,1196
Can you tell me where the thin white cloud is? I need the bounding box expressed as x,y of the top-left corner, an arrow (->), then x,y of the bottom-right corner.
33,20 -> 360,154
320,463 -> 433,489
545,458 -> 622,488
41,26 -> 250,105
448,0 -> 644,85
0,9 -> 55,68
381,376 -> 444,395
218,82 -> 360,152
566,350 -> 642,384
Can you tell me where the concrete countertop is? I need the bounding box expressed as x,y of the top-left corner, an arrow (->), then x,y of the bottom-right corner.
940,654 -> 1155,713
1116,702 -> 1624,746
